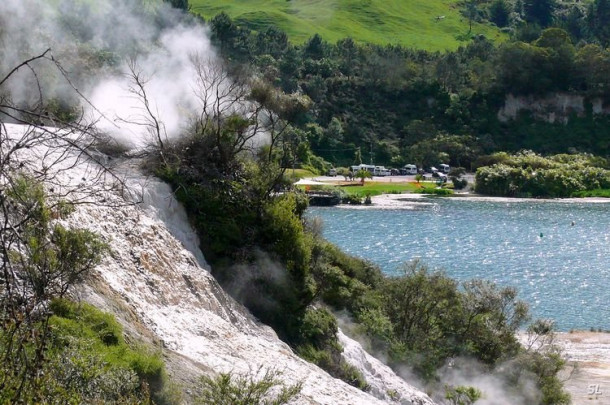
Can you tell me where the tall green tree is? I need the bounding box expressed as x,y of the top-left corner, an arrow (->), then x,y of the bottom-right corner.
523,0 -> 557,27
489,0 -> 511,27
164,0 -> 188,11
587,0 -> 610,45
303,34 -> 327,60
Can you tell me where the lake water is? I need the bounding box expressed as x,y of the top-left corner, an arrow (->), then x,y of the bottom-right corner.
307,197 -> 610,331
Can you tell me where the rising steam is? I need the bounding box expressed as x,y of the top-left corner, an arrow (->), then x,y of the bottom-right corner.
0,0 -> 220,147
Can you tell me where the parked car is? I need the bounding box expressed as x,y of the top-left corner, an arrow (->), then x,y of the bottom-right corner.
328,168 -> 337,176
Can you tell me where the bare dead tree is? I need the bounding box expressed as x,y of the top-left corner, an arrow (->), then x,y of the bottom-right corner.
191,54 -> 261,159
123,59 -> 168,164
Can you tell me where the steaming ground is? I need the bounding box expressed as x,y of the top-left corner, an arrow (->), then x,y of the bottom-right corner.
555,332 -> 610,405
4,123 -> 436,404
0,0 -> 226,149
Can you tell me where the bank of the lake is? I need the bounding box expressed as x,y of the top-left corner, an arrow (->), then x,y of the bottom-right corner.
307,193 -> 610,332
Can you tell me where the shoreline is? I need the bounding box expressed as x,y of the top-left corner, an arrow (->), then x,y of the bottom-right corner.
309,181 -> 610,402
334,192 -> 610,209
554,331 -> 610,405
306,176 -> 610,206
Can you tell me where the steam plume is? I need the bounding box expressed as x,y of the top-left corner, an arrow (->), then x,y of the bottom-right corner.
0,0 -> 218,147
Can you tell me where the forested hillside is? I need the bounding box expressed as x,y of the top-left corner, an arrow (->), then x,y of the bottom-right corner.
190,0 -> 506,50
201,0 -> 610,174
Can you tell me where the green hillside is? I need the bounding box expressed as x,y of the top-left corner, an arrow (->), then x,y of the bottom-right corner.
190,0 -> 507,51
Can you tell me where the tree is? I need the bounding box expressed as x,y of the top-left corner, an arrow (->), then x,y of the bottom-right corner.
587,0 -> 610,45
164,0 -> 189,11
533,28 -> 575,91
255,26 -> 289,59
523,0 -> 557,27
489,0 -> 511,27
323,117 -> 344,149
355,169 -> 372,183
559,5 -> 586,41
465,0 -> 479,34
353,147 -> 363,165
336,37 -> 359,78
209,12 -> 250,60
303,34 -> 327,61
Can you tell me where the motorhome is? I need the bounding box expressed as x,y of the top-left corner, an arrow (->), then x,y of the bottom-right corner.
350,164 -> 376,174
374,166 -> 391,176
350,164 -> 391,176
403,164 -> 417,175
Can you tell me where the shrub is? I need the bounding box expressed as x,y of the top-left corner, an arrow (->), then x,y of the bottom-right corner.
342,194 -> 362,204
48,300 -> 171,403
195,369 -> 302,405
414,187 -> 454,195
475,152 -> 610,197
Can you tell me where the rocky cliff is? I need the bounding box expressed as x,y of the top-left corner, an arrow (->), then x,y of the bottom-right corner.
498,93 -> 610,123
6,123 -> 435,404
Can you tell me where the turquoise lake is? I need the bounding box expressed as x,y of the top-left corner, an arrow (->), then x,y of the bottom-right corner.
307,197 -> 610,331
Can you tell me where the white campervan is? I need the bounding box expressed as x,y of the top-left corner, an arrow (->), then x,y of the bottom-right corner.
374,166 -> 391,176
403,164 -> 417,175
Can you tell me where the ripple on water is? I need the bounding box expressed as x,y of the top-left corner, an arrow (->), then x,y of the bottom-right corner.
308,199 -> 610,331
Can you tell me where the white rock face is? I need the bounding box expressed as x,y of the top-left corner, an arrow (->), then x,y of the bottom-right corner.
498,93 -> 610,123
4,124 -> 436,404
339,331 -> 435,405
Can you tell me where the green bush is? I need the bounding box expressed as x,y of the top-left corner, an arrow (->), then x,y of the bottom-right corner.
48,300 -> 170,403
475,152 -> 610,197
195,369 -> 302,405
342,193 -> 363,204
414,187 -> 454,195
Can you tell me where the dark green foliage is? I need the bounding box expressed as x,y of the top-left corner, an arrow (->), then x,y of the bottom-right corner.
206,12 -> 610,173
445,385 -> 482,405
296,307 -> 368,389
587,0 -> 610,46
523,0 -> 557,27
164,0 -> 189,11
475,151 -> 610,197
489,0 -> 511,27
351,262 -> 567,403
376,263 -> 524,377
47,299 -> 170,402
195,369 -> 302,405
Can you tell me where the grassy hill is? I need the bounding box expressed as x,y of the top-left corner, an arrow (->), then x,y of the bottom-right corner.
190,0 -> 507,51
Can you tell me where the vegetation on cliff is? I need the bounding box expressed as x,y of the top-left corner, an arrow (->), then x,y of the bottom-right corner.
2,0 -> 596,402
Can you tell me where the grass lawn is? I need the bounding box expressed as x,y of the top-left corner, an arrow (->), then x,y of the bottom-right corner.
287,168 -> 319,179
340,181 -> 420,196
190,0 -> 506,51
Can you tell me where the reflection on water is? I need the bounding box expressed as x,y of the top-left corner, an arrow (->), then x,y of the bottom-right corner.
308,199 -> 610,331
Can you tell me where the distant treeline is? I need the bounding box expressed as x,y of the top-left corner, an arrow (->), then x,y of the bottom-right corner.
205,7 -> 610,170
